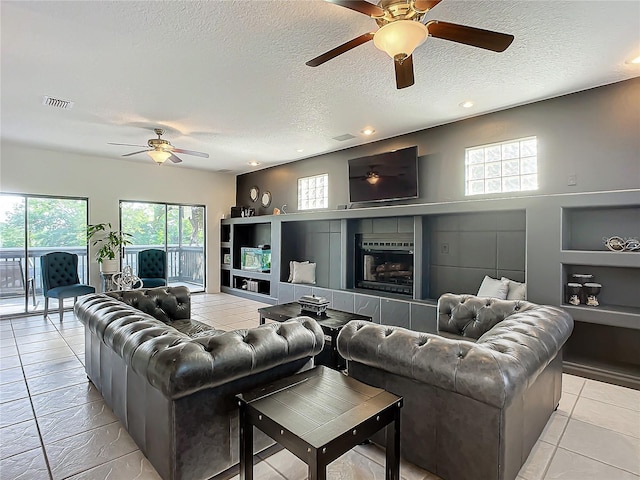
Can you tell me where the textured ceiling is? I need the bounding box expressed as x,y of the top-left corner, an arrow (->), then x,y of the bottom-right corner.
1,0 -> 639,174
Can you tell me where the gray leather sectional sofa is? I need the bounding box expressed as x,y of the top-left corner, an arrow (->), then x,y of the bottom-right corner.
75,286 -> 324,480
337,293 -> 573,480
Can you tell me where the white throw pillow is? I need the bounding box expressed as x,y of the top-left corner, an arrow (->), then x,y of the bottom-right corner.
292,262 -> 316,285
288,261 -> 309,282
501,277 -> 527,300
477,275 -> 509,299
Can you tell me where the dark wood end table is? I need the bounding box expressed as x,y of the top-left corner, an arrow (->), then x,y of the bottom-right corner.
237,366 -> 402,480
258,302 -> 372,370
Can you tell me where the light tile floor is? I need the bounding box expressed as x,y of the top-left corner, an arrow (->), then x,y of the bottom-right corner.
1,293 -> 638,480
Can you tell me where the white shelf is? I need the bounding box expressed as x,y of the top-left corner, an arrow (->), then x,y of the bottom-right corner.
560,250 -> 640,268
231,269 -> 271,281
561,304 -> 640,330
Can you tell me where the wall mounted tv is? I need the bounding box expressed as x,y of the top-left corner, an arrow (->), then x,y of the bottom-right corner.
348,146 -> 419,203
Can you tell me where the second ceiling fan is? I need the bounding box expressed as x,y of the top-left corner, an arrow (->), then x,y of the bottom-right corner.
306,0 -> 514,89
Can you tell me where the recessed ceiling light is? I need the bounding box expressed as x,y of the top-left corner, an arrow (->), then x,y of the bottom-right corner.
296,149 -> 304,153
248,161 -> 261,166
627,55 -> 640,64
460,101 -> 474,108
361,128 -> 375,136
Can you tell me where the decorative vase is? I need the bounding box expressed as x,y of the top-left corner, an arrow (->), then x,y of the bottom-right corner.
566,283 -> 583,305
100,258 -> 119,273
583,282 -> 602,307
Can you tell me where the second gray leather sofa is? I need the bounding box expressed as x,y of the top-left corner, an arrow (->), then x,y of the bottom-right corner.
337,294 -> 573,480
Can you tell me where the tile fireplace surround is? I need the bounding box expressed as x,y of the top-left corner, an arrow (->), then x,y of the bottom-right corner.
1,293 -> 638,480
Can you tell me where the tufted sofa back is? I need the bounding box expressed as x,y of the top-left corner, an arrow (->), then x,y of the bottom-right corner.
437,293 -> 537,340
106,286 -> 190,324
41,252 -> 80,291
138,249 -> 166,279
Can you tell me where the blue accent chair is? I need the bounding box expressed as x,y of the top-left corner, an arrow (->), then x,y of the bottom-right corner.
41,252 -> 95,321
137,249 -> 167,288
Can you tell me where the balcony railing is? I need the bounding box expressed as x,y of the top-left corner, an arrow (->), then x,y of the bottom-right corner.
0,247 -> 89,296
123,245 -> 204,285
1,245 -> 204,298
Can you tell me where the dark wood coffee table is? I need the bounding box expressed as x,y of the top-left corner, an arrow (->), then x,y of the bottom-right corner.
258,302 -> 372,370
237,365 -> 402,480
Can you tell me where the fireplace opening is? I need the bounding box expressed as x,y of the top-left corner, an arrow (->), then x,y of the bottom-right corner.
355,234 -> 414,296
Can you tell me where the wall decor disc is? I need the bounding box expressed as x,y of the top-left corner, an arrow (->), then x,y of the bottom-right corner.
261,191 -> 272,208
249,186 -> 259,202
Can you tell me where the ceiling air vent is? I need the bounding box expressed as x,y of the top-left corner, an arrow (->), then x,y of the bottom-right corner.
332,133 -> 356,142
42,96 -> 74,110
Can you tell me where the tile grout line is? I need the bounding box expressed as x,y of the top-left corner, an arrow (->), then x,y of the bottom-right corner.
555,444 -> 640,477
538,379 -> 587,480
11,315 -> 56,480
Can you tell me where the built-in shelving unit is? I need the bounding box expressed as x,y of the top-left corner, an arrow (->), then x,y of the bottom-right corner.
221,190 -> 640,388
560,204 -> 640,388
219,219 -> 276,302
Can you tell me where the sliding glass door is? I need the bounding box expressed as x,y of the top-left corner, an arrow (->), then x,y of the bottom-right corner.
120,201 -> 205,292
0,194 -> 88,317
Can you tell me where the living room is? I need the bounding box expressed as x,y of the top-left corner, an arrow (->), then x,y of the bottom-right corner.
1,1 -> 639,480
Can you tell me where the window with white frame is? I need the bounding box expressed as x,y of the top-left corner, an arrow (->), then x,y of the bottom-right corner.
465,137 -> 538,196
297,173 -> 328,210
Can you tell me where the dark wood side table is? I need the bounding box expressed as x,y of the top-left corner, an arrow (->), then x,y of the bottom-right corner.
237,366 -> 402,480
258,303 -> 372,370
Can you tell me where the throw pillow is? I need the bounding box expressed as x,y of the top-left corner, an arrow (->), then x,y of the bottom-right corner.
288,261 -> 309,282
292,262 -> 316,284
501,277 -> 527,300
477,275 -> 509,299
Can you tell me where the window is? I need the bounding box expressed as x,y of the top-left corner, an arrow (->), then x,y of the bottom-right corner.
298,173 -> 328,210
465,137 -> 538,196
120,201 -> 206,292
0,193 -> 88,316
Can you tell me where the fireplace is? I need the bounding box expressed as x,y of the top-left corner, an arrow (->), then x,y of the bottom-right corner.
355,234 -> 414,296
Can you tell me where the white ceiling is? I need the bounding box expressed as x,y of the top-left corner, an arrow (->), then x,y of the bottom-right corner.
1,1 -> 639,174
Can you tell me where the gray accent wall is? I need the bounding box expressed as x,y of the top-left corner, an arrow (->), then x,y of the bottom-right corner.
428,210 -> 526,298
236,78 -> 640,213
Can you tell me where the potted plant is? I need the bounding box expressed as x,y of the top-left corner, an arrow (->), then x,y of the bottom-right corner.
87,223 -> 132,273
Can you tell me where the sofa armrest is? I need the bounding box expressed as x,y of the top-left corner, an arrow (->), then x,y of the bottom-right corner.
105,286 -> 191,323
338,306 -> 573,408
132,317 -> 325,399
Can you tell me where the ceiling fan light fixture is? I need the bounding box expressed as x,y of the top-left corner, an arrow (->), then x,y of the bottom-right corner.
148,149 -> 172,164
366,172 -> 380,184
373,20 -> 428,61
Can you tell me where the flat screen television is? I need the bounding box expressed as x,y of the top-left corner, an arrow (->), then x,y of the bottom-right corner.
348,146 -> 419,203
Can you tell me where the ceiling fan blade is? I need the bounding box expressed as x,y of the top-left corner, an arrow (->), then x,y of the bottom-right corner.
108,142 -> 148,148
121,149 -> 151,157
324,0 -> 384,17
306,32 -> 375,67
395,55 -> 415,89
412,0 -> 442,12
171,147 -> 209,158
169,154 -> 183,164
427,20 -> 514,52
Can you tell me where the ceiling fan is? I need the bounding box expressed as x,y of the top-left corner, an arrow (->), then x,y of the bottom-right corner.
108,128 -> 209,165
306,0 -> 515,89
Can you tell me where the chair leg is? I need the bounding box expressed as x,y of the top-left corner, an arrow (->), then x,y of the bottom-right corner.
30,279 -> 36,307
44,297 -> 49,318
59,299 -> 64,322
